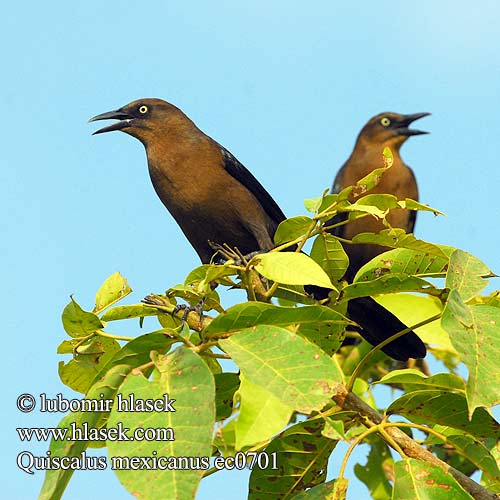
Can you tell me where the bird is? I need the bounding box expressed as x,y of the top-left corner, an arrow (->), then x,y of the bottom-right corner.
89,100 -> 427,361
324,112 -> 430,360
332,112 -> 429,281
89,98 -> 285,264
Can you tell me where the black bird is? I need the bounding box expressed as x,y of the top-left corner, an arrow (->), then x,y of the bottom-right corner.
326,112 -> 430,360
89,98 -> 285,264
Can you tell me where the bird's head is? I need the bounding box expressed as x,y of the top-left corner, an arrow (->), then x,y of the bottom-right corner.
89,98 -> 194,144
358,112 -> 430,149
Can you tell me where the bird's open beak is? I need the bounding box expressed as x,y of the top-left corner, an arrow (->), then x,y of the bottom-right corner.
88,109 -> 135,135
396,112 -> 431,136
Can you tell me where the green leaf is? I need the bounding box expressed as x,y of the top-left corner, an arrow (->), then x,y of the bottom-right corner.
41,333 -> 176,500
62,297 -> 104,338
469,290 -> 500,308
387,390 -> 500,441
342,193 -> 422,221
167,284 -> 223,313
291,478 -> 349,499
58,336 -> 121,393
355,193 -> 400,211
274,283 -> 315,306
430,440 -> 479,478
274,216 -> 314,245
94,272 -> 132,313
446,249 -> 494,301
89,332 -> 176,387
337,159 -> 392,201
214,372 -> 239,421
310,233 -> 349,282
38,364 -> 133,500
253,252 -> 336,289
304,193 -> 338,213
393,458 -> 473,499
184,264 -> 236,288
446,435 -> 500,485
382,146 -> 393,166
322,420 -> 346,441
351,229 -> 449,260
354,436 -> 393,500
56,340 -> 75,354
206,302 -> 350,355
200,352 -> 222,374
101,304 -> 159,322
157,312 -> 182,329
107,346 -> 215,500
354,247 -> 450,282
442,290 -> 500,416
399,198 -> 444,216
342,273 -> 438,300
248,420 -> 337,499
376,370 -> 465,393
482,440 -> 500,493
234,373 -> 294,449
342,199 -> 387,219
219,325 -> 343,414
321,411 -> 358,442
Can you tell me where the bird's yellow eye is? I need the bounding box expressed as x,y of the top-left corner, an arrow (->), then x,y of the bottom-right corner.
380,117 -> 391,127
139,105 -> 148,114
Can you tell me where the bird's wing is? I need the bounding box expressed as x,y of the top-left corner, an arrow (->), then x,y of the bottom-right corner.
219,146 -> 287,226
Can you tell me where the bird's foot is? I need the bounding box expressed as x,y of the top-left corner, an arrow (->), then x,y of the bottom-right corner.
234,250 -> 266,265
208,241 -> 267,266
208,242 -> 239,263
172,296 -> 207,324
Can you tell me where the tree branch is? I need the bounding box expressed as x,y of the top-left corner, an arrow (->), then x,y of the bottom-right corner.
333,384 -> 499,500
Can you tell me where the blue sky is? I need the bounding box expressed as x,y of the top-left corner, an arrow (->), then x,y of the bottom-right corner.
4,2 -> 500,499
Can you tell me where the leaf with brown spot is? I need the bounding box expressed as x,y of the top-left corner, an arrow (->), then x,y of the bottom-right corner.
446,249 -> 494,301
442,290 -> 500,416
393,458 -> 473,499
206,302 -> 350,355
248,420 -> 337,500
291,478 -> 349,500
107,346 -> 215,500
387,390 -> 500,441
214,372 -> 239,421
220,325 -> 343,414
354,246 -> 450,282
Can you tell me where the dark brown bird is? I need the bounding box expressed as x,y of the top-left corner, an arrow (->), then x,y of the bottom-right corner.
327,112 -> 430,360
89,98 -> 285,264
332,112 -> 428,280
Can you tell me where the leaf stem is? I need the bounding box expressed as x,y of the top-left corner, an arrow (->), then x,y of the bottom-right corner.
264,281 -> 280,300
95,329 -> 134,342
201,351 -> 231,359
72,333 -> 96,354
338,426 -> 380,479
346,313 -> 441,392
296,220 -> 319,253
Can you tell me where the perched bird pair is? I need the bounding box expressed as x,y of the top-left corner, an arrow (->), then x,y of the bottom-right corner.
90,99 -> 429,361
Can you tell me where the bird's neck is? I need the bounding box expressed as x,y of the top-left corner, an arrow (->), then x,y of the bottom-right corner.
349,137 -> 405,175
144,126 -> 221,210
